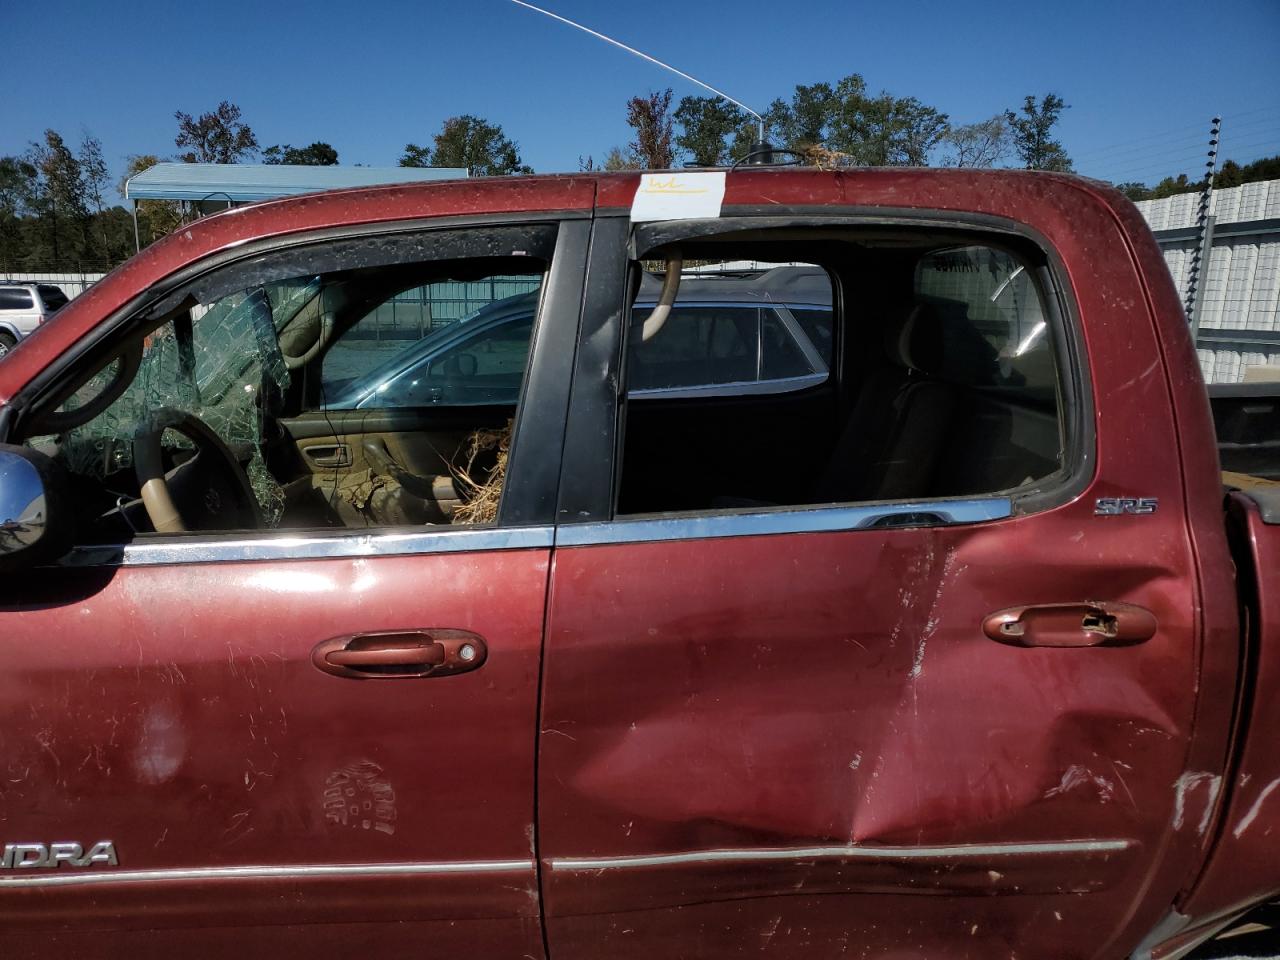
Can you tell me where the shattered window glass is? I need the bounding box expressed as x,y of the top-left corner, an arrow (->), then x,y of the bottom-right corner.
54,283 -> 294,527
33,224 -> 561,537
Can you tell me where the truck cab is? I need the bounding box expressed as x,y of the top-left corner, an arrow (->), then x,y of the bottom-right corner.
0,169 -> 1276,959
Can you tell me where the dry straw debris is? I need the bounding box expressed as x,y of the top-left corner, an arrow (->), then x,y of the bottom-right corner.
450,420 -> 512,525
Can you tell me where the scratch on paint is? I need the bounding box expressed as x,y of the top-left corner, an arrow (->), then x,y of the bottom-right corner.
1233,777 -> 1280,838
1172,772 -> 1221,833
762,915 -> 782,946
1108,759 -> 1138,810
1116,357 -> 1160,393
1201,775 -> 1223,835
909,548 -> 957,681
1044,764 -> 1116,803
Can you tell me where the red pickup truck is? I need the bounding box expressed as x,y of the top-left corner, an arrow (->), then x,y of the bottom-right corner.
0,169 -> 1277,960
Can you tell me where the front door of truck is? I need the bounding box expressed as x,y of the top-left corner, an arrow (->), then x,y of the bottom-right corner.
0,216 -> 589,958
538,212 -> 1211,959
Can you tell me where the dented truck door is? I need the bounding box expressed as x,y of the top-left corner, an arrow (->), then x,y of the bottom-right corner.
536,193 -> 1218,959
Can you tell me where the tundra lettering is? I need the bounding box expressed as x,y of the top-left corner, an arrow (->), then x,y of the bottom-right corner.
1,842 -> 118,868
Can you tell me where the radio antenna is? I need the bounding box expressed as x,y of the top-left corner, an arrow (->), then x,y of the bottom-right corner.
508,0 -> 767,144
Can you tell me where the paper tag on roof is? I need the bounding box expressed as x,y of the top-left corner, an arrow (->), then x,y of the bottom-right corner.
630,172 -> 726,222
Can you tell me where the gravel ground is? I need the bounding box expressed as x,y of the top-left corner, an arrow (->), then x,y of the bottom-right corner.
1190,922 -> 1280,959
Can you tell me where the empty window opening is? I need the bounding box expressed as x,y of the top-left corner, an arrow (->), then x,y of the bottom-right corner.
616,236 -> 1065,517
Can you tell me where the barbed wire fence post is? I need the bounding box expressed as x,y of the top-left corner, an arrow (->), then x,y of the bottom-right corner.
1186,115 -> 1222,339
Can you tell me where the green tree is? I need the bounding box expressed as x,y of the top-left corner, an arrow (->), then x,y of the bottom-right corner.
93,206 -> 138,262
262,142 -> 338,165
766,82 -> 837,154
1214,160 -> 1243,189
1116,155 -> 1280,202
1240,155 -> 1280,182
940,116 -> 1011,168
175,101 -> 259,164
398,143 -> 432,167
1115,182 -> 1153,201
27,130 -> 90,262
427,116 -> 530,176
0,156 -> 37,267
78,133 -> 118,260
766,75 -> 948,166
1004,94 -> 1072,171
830,83 -> 948,165
626,89 -> 676,170
674,96 -> 747,166
1149,173 -> 1196,200
603,146 -> 640,171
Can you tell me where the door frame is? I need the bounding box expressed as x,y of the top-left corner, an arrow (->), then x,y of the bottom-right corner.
554,208 -> 1095,527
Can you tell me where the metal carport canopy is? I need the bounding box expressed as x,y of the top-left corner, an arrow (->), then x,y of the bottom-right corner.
124,162 -> 469,202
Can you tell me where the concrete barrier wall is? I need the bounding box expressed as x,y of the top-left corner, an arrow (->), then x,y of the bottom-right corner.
1137,180 -> 1280,384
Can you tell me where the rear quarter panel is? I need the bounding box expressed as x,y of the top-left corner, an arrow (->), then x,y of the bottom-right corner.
1173,492 -> 1280,928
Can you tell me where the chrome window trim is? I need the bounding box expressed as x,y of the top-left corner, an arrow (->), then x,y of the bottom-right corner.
549,838 -> 1133,871
556,497 -> 1012,547
58,524 -> 554,568
0,858 -> 532,888
53,499 -> 1009,565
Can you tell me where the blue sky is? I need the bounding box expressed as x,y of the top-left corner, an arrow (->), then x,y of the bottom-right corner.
5,0 -> 1278,197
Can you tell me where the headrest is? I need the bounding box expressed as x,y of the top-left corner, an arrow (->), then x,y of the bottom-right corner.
882,303 -> 930,372
883,301 -> 1000,385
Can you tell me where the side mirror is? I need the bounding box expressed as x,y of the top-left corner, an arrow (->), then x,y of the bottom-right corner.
0,445 -> 74,570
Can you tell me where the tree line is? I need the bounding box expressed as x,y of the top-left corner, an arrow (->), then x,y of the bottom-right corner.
584,85 -> 1073,171
2,88 -> 1275,273
1116,154 -> 1280,202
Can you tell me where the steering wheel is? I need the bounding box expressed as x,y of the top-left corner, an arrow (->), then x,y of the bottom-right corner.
132,409 -> 262,533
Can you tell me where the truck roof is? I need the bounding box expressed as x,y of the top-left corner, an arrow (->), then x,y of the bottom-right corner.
0,168 -> 1139,402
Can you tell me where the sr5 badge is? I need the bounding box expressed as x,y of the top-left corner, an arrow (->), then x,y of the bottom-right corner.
1095,497 -> 1159,516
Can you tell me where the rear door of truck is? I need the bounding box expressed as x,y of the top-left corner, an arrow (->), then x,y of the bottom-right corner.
535,171 -> 1234,959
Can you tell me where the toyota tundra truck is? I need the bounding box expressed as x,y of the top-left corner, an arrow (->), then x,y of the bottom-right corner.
0,168 -> 1277,960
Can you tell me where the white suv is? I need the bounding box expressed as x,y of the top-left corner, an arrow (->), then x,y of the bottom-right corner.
0,283 -> 69,357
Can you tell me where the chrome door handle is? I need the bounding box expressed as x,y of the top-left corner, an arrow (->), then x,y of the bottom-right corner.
305,443 -> 352,468
312,630 -> 487,679
983,602 -> 1157,648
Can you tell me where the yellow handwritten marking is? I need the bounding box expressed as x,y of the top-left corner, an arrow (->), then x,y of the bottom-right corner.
640,187 -> 708,196
639,177 -> 709,196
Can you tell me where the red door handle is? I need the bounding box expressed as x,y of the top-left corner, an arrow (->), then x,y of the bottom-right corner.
313,630 -> 487,679
983,602 -> 1157,648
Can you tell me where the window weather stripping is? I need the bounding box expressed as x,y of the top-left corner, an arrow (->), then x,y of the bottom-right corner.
556,498 -> 1013,547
